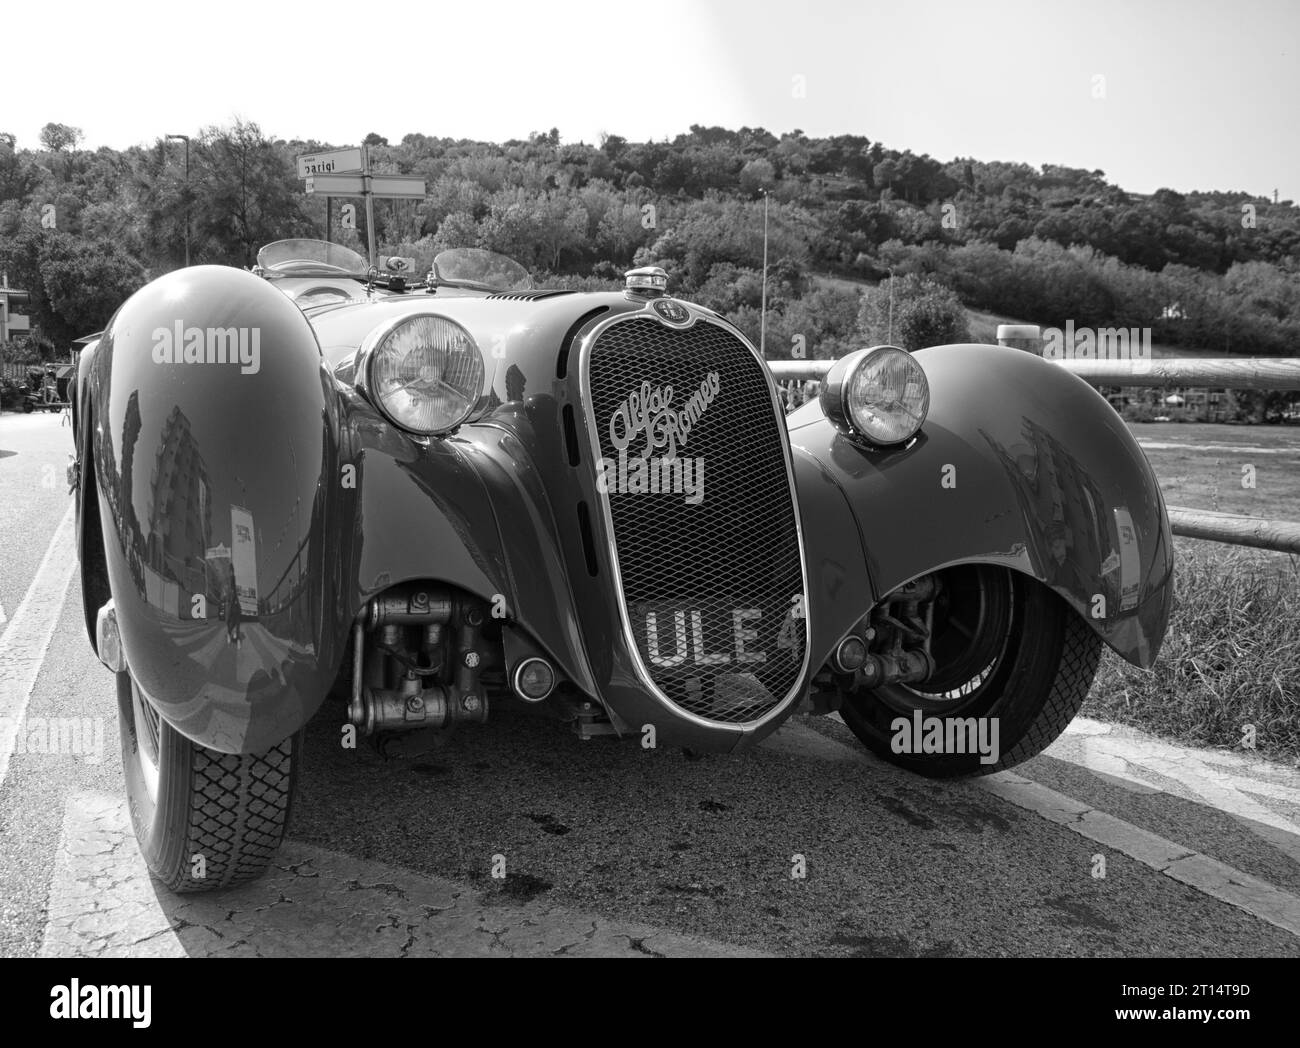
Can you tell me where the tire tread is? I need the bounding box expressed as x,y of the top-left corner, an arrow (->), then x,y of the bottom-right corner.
983,611 -> 1102,774
165,737 -> 296,893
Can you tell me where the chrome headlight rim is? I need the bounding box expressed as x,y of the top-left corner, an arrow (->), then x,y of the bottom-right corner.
355,312 -> 488,436
819,344 -> 929,448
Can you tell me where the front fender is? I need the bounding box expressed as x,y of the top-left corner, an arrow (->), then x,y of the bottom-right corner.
789,343 -> 1173,667
335,403 -> 601,700
89,266 -> 342,753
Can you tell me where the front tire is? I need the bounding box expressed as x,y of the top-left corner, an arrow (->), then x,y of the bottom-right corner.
839,567 -> 1101,777
116,671 -> 300,892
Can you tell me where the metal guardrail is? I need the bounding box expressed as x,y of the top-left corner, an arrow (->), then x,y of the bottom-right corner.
767,331 -> 1300,555
769,356 -> 1300,390
1166,508 -> 1300,555
769,360 -> 831,380
1053,357 -> 1300,391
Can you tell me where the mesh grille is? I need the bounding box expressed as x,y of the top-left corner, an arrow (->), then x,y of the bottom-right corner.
586,316 -> 807,724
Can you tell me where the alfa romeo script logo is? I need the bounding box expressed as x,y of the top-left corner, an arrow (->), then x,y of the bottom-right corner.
596,372 -> 720,505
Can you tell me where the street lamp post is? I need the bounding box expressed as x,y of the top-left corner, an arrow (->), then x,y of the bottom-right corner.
759,188 -> 769,356
166,134 -> 190,267
887,267 -> 895,345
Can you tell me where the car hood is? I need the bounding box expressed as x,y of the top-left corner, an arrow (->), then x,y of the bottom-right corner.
306,289 -> 725,407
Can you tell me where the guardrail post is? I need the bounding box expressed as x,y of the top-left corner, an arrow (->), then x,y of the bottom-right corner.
997,324 -> 1042,355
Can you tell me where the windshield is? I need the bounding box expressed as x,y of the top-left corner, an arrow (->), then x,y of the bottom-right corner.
257,239 -> 369,275
434,249 -> 532,292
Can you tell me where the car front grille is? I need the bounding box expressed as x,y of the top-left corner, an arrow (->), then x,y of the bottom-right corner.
584,314 -> 808,725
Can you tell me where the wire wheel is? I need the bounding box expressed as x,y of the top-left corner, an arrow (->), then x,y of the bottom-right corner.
880,564 -> 1014,714
840,567 -> 1102,777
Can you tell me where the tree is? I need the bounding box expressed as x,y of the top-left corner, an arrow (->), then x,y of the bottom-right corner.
38,234 -> 147,343
430,211 -> 480,253
0,135 -> 35,203
856,274 -> 970,351
478,189 -> 587,270
39,123 -> 83,153
130,141 -> 190,270
738,158 -> 776,197
598,132 -> 628,161
191,120 -> 311,266
873,158 -> 900,192
0,230 -> 145,347
363,132 -> 389,147
654,151 -> 696,195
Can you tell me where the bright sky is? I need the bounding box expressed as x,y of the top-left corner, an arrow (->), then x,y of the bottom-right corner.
5,0 -> 1298,202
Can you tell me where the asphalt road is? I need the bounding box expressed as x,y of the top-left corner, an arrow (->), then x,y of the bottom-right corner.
3,410 -> 1299,957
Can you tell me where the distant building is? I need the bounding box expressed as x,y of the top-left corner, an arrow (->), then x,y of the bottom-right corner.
0,272 -> 31,341
147,406 -> 212,597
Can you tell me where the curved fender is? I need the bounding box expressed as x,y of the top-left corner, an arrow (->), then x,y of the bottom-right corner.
90,266 -> 342,753
790,444 -> 879,672
788,343 -> 1174,667
73,338 -> 112,651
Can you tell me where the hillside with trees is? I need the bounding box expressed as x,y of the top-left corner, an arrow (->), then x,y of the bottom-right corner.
1,120 -> 1298,363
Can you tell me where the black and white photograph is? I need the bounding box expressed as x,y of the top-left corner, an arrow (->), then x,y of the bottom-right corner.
0,0 -> 1297,1023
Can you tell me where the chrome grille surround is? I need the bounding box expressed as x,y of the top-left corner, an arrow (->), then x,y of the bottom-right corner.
578,304 -> 811,730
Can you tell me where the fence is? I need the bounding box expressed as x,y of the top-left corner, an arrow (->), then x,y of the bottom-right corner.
768,327 -> 1300,556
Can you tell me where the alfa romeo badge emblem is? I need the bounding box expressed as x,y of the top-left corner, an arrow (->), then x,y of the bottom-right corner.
652,298 -> 691,325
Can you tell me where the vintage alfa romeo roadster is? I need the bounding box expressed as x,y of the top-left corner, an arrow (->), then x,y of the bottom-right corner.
67,239 -> 1173,892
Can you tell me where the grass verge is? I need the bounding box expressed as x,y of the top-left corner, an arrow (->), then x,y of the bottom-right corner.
1083,541 -> 1300,765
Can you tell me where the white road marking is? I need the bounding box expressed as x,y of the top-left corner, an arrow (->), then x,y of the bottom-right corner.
1047,718 -> 1300,866
1137,441 -> 1299,456
978,772 -> 1300,938
41,790 -> 770,958
0,504 -> 77,787
790,716 -> 1300,939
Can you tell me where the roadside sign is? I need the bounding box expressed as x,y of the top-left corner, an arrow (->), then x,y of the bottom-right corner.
231,506 -> 259,616
369,175 -> 426,199
296,148 -> 364,179
305,174 -> 366,196
304,174 -> 425,198
300,144 -> 425,266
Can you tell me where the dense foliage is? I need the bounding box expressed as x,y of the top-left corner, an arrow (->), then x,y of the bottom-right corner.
1,120 -> 1297,362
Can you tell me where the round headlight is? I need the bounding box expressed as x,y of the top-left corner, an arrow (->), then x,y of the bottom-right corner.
360,314 -> 486,434
822,345 -> 929,446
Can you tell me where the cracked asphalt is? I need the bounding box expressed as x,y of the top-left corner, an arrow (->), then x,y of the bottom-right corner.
4,411 -> 1300,957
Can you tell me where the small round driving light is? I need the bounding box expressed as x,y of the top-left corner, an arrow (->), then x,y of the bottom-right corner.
358,313 -> 486,435
95,600 -> 126,673
821,345 -> 929,447
834,635 -> 868,673
513,658 -> 556,702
